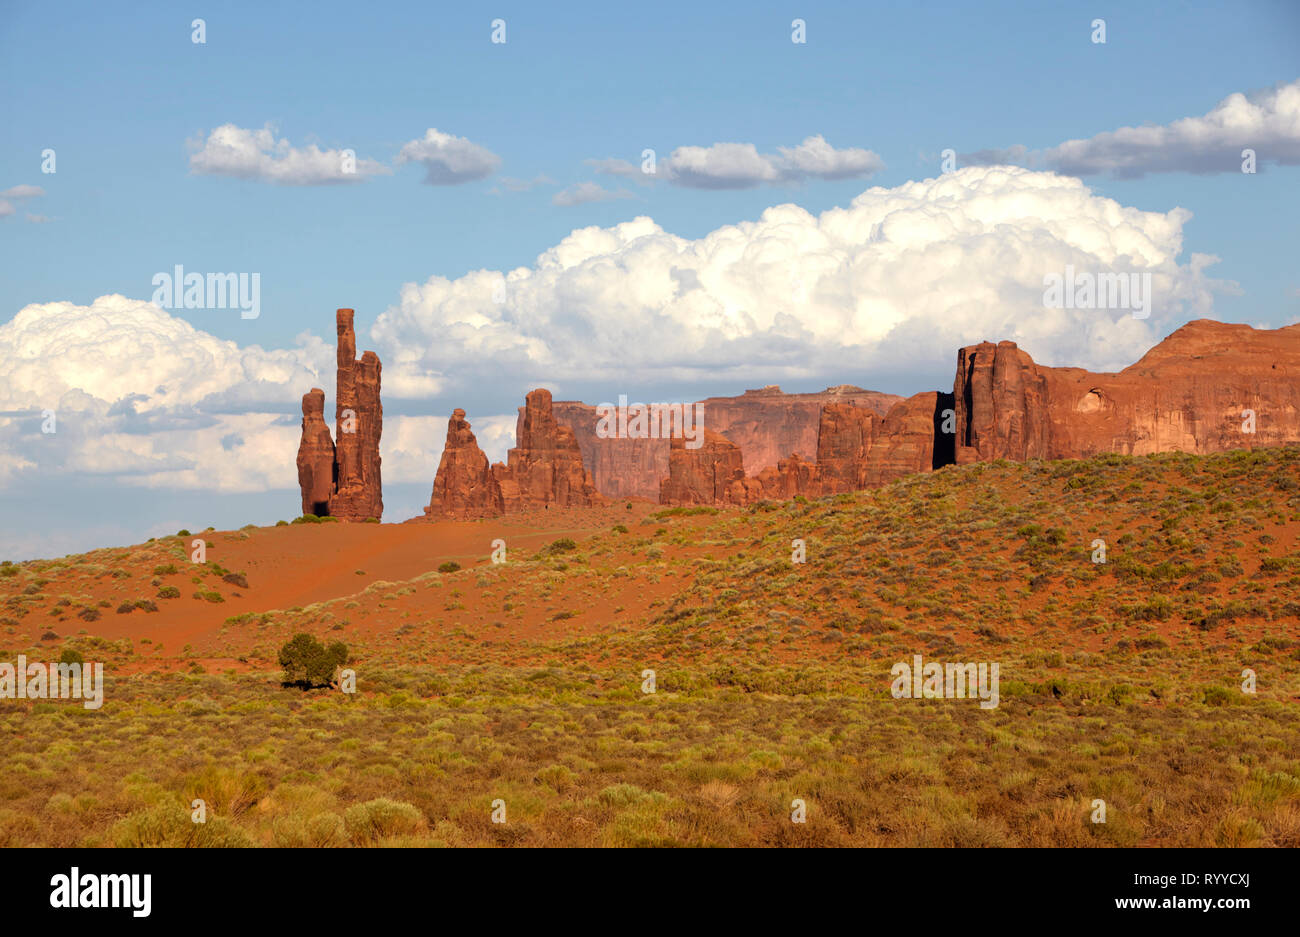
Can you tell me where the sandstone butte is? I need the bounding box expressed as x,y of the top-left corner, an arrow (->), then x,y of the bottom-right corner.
424,388 -> 601,520
552,385 -> 901,500
295,309 -> 383,521
310,317 -> 1299,518
658,319 -> 1300,505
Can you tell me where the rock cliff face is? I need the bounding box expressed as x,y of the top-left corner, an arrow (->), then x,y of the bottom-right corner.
813,403 -> 878,494
953,320 -> 1300,464
701,385 -> 902,475
659,430 -> 756,507
507,389 -> 602,509
555,385 -> 901,500
657,320 -> 1299,507
551,401 -> 667,501
425,389 -> 602,518
858,391 -> 954,486
414,318 -> 1299,518
295,309 -> 383,520
754,453 -> 817,500
953,341 -> 1049,464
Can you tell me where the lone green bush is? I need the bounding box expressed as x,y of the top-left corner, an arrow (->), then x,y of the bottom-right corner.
278,633 -> 349,688
343,798 -> 423,844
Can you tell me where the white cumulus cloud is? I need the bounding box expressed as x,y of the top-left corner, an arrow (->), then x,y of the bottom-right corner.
371,166 -> 1232,395
395,128 -> 502,185
0,295 -> 333,491
188,123 -> 390,185
963,79 -> 1300,178
0,168 -> 1240,508
0,295 -> 328,414
0,295 -> 476,501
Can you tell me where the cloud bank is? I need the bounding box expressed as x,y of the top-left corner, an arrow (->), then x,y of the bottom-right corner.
372,165 -> 1230,396
0,295 -> 328,491
591,135 -> 885,189
963,79 -> 1300,178
0,167 -> 1236,509
0,296 -> 512,499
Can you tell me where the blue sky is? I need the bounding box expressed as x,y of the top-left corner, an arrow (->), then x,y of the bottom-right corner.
1,0 -> 1298,559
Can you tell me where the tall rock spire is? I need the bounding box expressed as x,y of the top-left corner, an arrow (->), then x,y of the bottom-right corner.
296,388 -> 336,516
294,309 -> 384,521
424,409 -> 503,519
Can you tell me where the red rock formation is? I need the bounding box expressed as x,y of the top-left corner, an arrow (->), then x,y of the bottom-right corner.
814,404 -> 877,494
653,317 -> 1300,508
755,453 -> 817,500
552,400 -> 668,501
749,393 -> 946,499
294,309 -> 384,521
859,391 -> 952,486
660,430 -> 757,506
424,409 -> 502,519
492,462 -> 523,514
329,309 -> 384,520
954,320 -> 1300,464
507,389 -> 601,509
296,388 -> 335,516
703,385 -> 901,475
555,385 -> 901,500
424,389 -> 602,518
953,341 -> 1048,464
419,319 -> 1300,517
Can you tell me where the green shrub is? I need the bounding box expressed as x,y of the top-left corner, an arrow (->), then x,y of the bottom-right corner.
157,586 -> 181,599
535,764 -> 577,793
272,811 -> 346,847
655,506 -> 719,518
438,561 -> 461,574
343,798 -> 424,844
110,802 -> 253,848
598,783 -> 662,807
1203,685 -> 1239,707
278,633 -> 349,688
